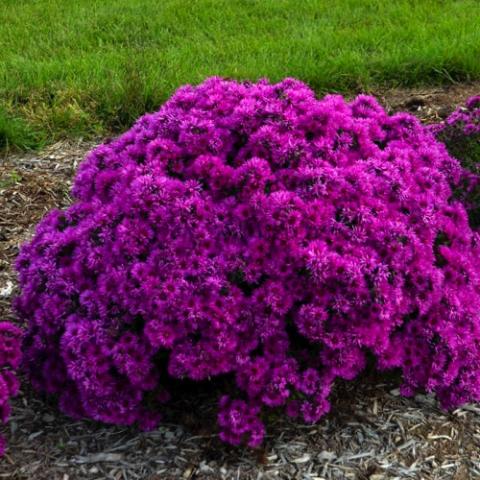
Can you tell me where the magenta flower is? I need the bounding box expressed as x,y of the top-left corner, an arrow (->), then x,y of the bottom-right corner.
0,322 -> 22,455
15,78 -> 480,447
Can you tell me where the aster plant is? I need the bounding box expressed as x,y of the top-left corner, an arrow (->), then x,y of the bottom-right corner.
431,96 -> 480,227
15,78 -> 480,447
0,322 -> 22,455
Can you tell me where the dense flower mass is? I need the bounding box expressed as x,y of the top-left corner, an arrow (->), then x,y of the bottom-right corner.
0,322 -> 22,455
15,78 -> 480,446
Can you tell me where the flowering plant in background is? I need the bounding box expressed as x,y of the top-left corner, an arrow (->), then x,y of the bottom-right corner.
431,96 -> 480,227
433,95 -> 480,137
0,322 -> 22,455
15,77 -> 480,447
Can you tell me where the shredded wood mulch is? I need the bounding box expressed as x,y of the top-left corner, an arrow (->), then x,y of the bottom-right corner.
1,83 -> 480,480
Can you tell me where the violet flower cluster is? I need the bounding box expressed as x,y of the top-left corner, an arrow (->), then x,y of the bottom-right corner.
431,96 -> 480,227
0,322 -> 22,455
431,95 -> 480,137
15,77 -> 480,447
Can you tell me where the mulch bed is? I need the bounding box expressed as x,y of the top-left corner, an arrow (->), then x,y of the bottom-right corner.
1,83 -> 480,480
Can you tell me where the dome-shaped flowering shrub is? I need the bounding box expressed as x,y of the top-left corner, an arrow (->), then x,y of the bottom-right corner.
0,322 -> 22,455
15,78 -> 480,447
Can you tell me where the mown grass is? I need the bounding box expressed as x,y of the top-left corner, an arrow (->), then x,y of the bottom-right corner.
0,108 -> 44,150
1,0 -> 480,149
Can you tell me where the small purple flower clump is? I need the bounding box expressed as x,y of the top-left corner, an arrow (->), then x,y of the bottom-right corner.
431,96 -> 480,227
432,95 -> 480,137
15,78 -> 480,447
0,322 -> 22,455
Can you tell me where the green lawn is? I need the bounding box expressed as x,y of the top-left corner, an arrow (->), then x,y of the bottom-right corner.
1,0 -> 480,149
